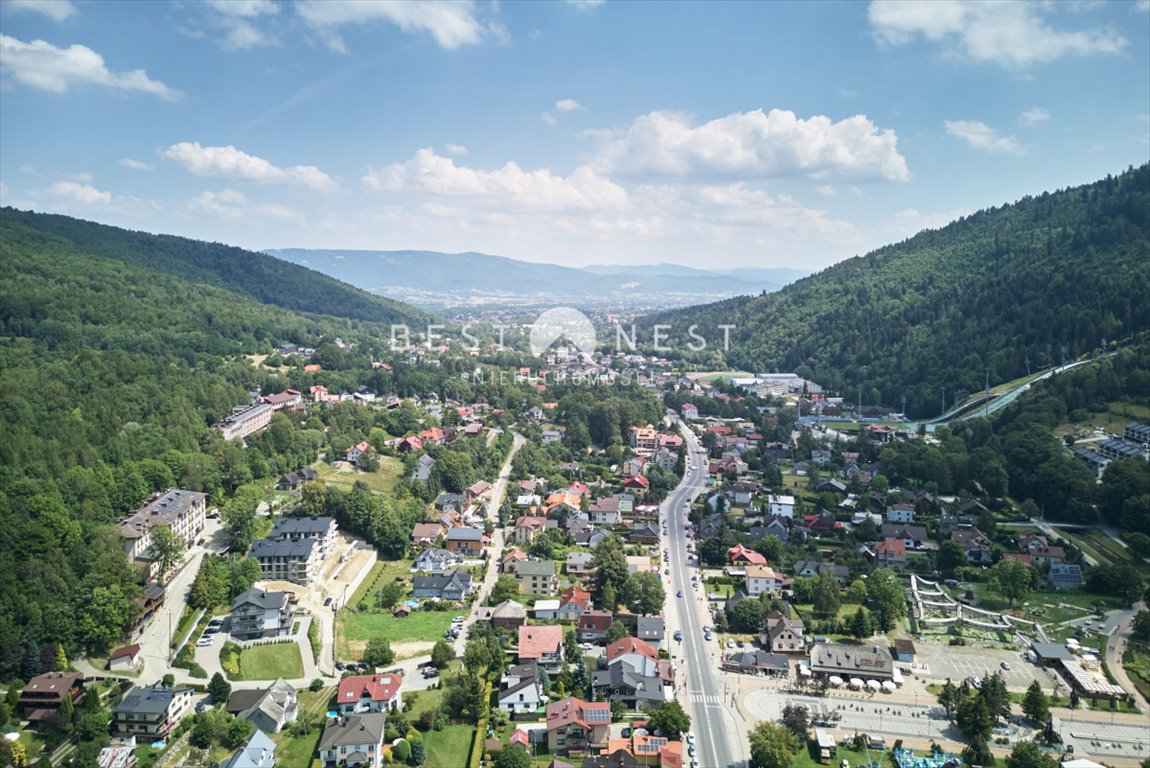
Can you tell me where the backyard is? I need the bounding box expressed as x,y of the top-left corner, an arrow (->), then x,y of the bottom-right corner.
223,641 -> 306,680
269,688 -> 333,768
423,724 -> 475,768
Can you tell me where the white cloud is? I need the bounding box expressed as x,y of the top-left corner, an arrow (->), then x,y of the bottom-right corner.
197,0 -> 279,50
189,188 -> 298,221
0,34 -> 181,100
540,112 -> 558,127
363,148 -> 629,213
566,0 -> 606,9
945,119 -> 1026,155
869,0 -> 1127,69
815,184 -> 837,197
1136,0 -> 1150,12
1020,107 -> 1051,126
593,109 -> 910,182
160,142 -> 337,191
47,180 -> 111,206
204,0 -> 278,17
445,144 -> 469,156
555,98 -> 583,112
0,181 -> 10,200
120,158 -> 155,171
3,0 -> 77,22
296,0 -> 486,51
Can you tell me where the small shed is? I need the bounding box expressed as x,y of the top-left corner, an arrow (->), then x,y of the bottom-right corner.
893,639 -> 916,663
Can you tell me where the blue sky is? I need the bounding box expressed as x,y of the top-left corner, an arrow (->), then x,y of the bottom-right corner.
2,0 -> 1147,270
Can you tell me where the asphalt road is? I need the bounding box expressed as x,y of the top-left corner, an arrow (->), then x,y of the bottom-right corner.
666,415 -> 747,768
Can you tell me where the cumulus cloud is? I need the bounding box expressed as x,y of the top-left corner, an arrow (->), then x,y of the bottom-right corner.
0,34 -> 181,100
296,0 -> 486,52
540,112 -> 558,127
3,0 -> 77,21
120,158 -> 155,171
1020,107 -> 1051,126
445,144 -> 469,156
592,109 -> 910,182
363,148 -> 629,213
199,0 -> 279,50
159,142 -> 337,191
868,0 -> 1126,69
47,180 -> 109,205
945,120 -> 1026,155
555,99 -> 584,112
190,188 -> 297,220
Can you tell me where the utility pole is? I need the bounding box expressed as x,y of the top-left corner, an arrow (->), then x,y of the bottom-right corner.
1025,356 -> 1031,377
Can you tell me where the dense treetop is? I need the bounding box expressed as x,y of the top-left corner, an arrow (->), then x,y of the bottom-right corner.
648,165 -> 1150,417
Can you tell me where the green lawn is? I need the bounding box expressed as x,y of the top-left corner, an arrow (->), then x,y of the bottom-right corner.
348,559 -> 417,608
1122,645 -> 1150,702
234,643 -> 305,680
423,724 -> 476,768
314,456 -> 402,495
338,609 -> 455,656
273,727 -> 321,768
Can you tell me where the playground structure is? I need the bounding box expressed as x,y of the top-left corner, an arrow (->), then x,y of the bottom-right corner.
893,746 -> 960,768
909,575 -> 1050,645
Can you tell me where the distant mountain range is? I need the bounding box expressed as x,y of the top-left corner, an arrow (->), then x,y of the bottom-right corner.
263,248 -> 809,311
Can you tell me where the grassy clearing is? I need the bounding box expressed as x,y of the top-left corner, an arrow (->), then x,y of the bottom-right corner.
423,724 -> 475,768
1057,401 -> 1150,437
270,689 -> 331,768
1123,645 -> 1150,702
338,609 -> 455,655
348,559 -> 415,607
234,642 -> 305,680
314,456 -> 403,495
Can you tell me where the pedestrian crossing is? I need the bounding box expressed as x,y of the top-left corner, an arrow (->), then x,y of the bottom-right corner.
689,692 -> 721,704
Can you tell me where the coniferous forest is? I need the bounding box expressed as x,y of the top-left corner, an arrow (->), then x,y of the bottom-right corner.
649,164 -> 1150,417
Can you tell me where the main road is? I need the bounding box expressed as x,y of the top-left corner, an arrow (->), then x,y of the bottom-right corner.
664,413 -> 748,768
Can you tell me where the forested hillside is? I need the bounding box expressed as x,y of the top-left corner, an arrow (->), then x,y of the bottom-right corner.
2,208 -> 430,328
649,165 -> 1150,417
0,209 -> 443,676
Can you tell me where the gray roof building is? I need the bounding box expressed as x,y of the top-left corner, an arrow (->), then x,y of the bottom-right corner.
809,643 -> 893,680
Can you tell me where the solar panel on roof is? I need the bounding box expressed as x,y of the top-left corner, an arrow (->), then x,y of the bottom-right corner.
585,708 -> 610,722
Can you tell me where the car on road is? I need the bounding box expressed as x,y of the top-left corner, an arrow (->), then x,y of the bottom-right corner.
323,597 -> 333,607
674,630 -> 683,642
1000,661 -> 1011,670
676,590 -> 683,598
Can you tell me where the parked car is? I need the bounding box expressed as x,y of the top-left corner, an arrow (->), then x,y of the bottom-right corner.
323,597 -> 333,607
676,591 -> 684,598
335,661 -> 345,671
423,668 -> 440,678
726,639 -> 734,649
1000,661 -> 1011,670
674,631 -> 683,642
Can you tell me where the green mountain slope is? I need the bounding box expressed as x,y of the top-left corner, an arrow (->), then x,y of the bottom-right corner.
649,165 -> 1150,417
2,207 -> 430,328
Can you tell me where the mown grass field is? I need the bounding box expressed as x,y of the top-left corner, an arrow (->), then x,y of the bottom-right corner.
314,456 -> 403,495
338,609 -> 456,655
423,724 -> 475,768
234,642 -> 305,680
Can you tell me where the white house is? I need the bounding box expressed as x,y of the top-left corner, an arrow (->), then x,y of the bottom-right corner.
768,494 -> 795,518
886,504 -> 916,524
745,565 -> 783,596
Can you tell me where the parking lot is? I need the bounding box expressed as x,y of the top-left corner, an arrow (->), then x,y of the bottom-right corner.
914,642 -> 1057,691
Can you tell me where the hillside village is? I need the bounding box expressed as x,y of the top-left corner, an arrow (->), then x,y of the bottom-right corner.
4,335 -> 1149,768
